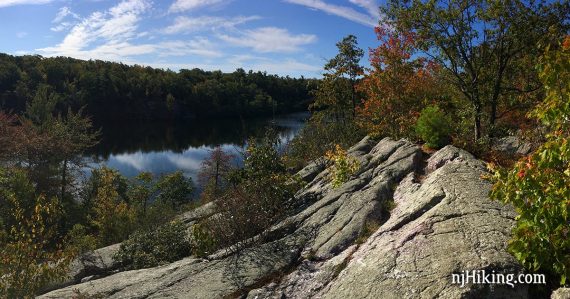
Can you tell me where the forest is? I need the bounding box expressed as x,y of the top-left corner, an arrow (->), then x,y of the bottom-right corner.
1,0 -> 569,297
0,54 -> 317,122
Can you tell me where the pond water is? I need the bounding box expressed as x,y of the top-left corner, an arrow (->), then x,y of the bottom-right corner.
87,112 -> 308,182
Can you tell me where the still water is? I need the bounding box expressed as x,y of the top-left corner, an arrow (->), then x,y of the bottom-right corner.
87,112 -> 308,182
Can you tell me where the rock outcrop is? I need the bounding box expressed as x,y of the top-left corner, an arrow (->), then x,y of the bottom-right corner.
492,136 -> 533,156
552,288 -> 570,299
40,138 -> 527,299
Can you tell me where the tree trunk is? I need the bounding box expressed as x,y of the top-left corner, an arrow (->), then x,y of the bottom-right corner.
351,81 -> 356,117
61,158 -> 67,201
490,97 -> 497,132
474,103 -> 482,141
489,68 -> 504,135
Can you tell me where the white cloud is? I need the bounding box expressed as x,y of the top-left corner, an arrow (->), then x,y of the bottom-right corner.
109,0 -> 149,16
51,7 -> 80,32
218,27 -> 317,53
0,0 -> 52,8
284,0 -> 377,27
163,15 -> 260,34
40,38 -> 222,61
157,39 -> 223,57
52,6 -> 79,23
349,0 -> 378,17
168,0 -> 227,13
16,31 -> 27,38
39,0 -> 223,62
51,22 -> 72,32
39,0 -> 155,59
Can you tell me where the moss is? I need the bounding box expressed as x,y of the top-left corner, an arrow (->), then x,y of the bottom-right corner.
355,219 -> 382,245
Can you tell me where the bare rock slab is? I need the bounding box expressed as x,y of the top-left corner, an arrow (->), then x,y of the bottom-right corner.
318,146 -> 526,299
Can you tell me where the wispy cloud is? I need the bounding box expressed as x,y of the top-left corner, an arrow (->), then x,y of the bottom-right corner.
40,38 -> 222,61
168,0 -> 228,13
16,31 -> 27,38
162,15 -> 260,34
51,6 -> 80,32
52,6 -> 79,23
157,39 -> 222,57
39,0 -> 150,57
50,22 -> 72,32
218,27 -> 317,53
39,0 -> 221,61
284,0 -> 378,27
349,0 -> 378,17
0,0 -> 53,8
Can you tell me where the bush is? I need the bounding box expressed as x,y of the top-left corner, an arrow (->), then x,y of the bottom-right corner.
415,105 -> 452,149
114,221 -> 191,270
190,222 -> 218,258
0,190 -> 73,298
194,130 -> 302,254
285,114 -> 364,170
325,144 -> 360,188
89,167 -> 136,247
67,224 -> 97,255
490,37 -> 570,285
155,171 -> 194,208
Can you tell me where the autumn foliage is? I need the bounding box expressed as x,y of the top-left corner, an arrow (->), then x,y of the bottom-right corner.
357,27 -> 442,139
490,36 -> 570,286
0,169 -> 73,298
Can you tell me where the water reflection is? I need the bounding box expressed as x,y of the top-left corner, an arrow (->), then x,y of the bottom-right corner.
87,112 -> 308,181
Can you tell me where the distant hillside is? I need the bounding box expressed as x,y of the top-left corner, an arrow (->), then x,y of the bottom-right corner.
0,53 -> 318,121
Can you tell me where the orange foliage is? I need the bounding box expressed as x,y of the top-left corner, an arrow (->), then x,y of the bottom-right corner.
356,27 -> 443,138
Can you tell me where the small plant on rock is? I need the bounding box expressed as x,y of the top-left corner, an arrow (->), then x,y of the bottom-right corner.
190,222 -> 218,258
326,144 -> 360,188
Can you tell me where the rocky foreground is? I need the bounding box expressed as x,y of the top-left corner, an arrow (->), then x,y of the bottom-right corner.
41,137 -> 541,298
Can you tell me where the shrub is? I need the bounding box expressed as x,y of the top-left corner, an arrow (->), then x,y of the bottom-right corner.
155,171 -> 194,208
114,221 -> 191,270
89,167 -> 136,247
0,190 -> 73,298
67,224 -> 97,255
136,200 -> 178,232
490,36 -> 570,285
326,144 -> 360,188
197,147 -> 235,202
285,115 -> 364,170
190,222 -> 218,258
194,130 -> 302,254
415,105 -> 452,149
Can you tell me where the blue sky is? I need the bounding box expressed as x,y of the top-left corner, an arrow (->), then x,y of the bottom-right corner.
0,0 -> 384,77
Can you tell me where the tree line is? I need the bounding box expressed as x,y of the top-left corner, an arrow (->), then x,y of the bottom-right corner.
0,54 -> 317,122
